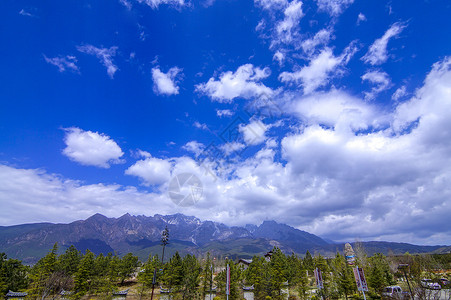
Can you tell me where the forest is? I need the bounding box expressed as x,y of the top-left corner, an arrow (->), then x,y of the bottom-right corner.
1,241 -> 450,300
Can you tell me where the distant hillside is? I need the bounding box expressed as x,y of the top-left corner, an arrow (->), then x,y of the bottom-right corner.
0,213 -> 447,264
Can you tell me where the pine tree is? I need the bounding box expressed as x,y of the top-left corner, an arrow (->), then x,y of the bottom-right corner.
269,247 -> 288,300
303,251 -> 314,275
28,243 -> 62,299
216,259 -> 241,300
58,245 -> 81,276
331,253 -> 356,300
181,254 -> 201,299
367,253 -> 393,295
0,253 -> 29,295
118,252 -> 139,284
201,252 -> 215,299
138,254 -> 162,298
162,251 -> 184,292
74,250 -> 95,298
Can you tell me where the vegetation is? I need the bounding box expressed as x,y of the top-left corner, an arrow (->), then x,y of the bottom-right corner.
1,243 -> 450,299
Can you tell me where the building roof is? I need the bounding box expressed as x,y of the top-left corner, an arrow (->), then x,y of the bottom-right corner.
112,289 -> 129,295
6,291 -> 28,297
237,258 -> 253,265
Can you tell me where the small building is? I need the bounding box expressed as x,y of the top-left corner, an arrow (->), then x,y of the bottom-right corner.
243,285 -> 254,300
237,258 -> 253,270
264,250 -> 273,262
5,291 -> 27,300
112,289 -> 129,300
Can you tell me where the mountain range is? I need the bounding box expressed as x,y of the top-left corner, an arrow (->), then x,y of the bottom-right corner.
0,213 -> 449,264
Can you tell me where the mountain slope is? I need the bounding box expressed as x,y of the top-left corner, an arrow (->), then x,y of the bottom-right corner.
0,213 -> 447,264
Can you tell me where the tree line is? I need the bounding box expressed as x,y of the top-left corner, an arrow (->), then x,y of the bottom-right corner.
1,244 -> 450,299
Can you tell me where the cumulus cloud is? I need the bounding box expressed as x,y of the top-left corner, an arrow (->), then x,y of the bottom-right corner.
279,42 -> 358,94
62,127 -> 124,168
77,45 -> 119,78
287,89 -> 386,132
151,66 -> 182,96
220,142 -> 246,155
316,0 -> 354,16
362,22 -> 406,65
0,164 -> 172,226
274,0 -> 304,45
392,85 -> 407,101
301,28 -> 333,57
182,141 -> 205,156
361,70 -> 392,100
196,64 -> 273,103
240,120 -> 268,145
44,55 -> 79,73
125,156 -> 172,186
4,58 -> 451,245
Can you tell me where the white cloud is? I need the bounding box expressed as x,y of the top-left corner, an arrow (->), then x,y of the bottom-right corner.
62,128 -> 124,168
362,22 -> 406,65
19,9 -> 34,17
240,120 -> 268,145
254,0 -> 288,11
361,70 -> 392,100
301,28 -> 332,56
196,64 -> 273,103
77,45 -> 119,78
119,0 -> 132,9
274,0 -> 304,45
216,109 -> 234,118
136,0 -> 186,9
4,60 -> 451,244
151,66 -> 182,96
125,157 -> 172,186
182,141 -> 205,156
193,121 -> 209,130
44,55 -> 79,73
0,164 -> 173,226
316,0 -> 354,16
273,51 -> 285,65
220,142 -> 246,155
279,43 -> 357,94
392,85 -> 407,101
288,89 -> 386,132
357,13 -> 366,25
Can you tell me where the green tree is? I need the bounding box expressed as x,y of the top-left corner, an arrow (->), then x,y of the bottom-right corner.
269,247 -> 288,300
201,252 -> 215,299
286,252 -> 301,287
118,252 -> 139,284
313,254 -> 330,299
216,259 -> 241,300
138,254 -> 162,298
28,243 -> 65,299
0,253 -> 29,295
297,265 -> 309,300
181,254 -> 201,299
331,253 -> 356,300
74,250 -> 95,298
58,245 -> 81,276
367,253 -> 394,295
162,251 -> 184,291
303,251 -> 314,274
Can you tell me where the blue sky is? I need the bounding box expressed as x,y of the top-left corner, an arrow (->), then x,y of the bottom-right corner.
1,0 -> 451,245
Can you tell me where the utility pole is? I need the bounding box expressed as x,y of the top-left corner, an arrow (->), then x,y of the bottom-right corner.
151,226 -> 170,300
